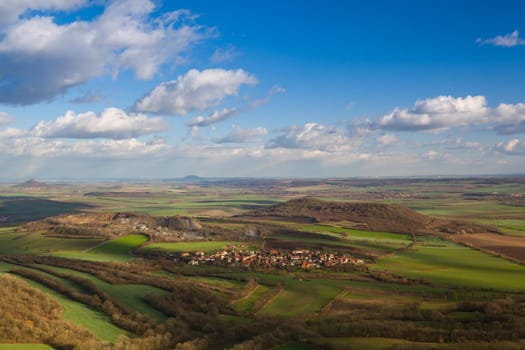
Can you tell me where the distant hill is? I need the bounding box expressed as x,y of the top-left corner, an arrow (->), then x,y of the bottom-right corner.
12,179 -> 56,189
241,197 -> 431,233
241,197 -> 497,236
179,175 -> 205,181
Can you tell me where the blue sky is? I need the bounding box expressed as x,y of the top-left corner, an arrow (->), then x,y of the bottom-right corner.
1,0 -> 525,179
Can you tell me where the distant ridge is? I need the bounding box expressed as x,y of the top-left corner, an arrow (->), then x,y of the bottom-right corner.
12,179 -> 56,189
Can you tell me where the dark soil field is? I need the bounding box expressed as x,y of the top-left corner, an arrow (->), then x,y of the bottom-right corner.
452,232 -> 525,263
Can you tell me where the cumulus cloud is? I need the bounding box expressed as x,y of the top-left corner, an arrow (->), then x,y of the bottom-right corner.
0,0 -> 211,105
30,108 -> 169,139
266,123 -> 360,152
377,95 -> 525,134
215,125 -> 268,143
492,103 -> 525,134
477,30 -> 525,47
496,138 -> 525,154
0,112 -> 12,125
378,95 -> 489,132
134,68 -> 257,115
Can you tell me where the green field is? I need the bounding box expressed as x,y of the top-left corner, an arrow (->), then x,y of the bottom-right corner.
142,240 -> 242,253
0,232 -> 28,254
479,219 -> 525,237
375,236 -> 525,292
50,234 -> 148,262
259,278 -> 347,316
40,265 -> 169,320
90,234 -> 148,255
0,231 -> 103,256
220,273 -> 352,317
232,284 -> 271,313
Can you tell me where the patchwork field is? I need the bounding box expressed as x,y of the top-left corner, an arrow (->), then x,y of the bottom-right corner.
1,177 -> 525,349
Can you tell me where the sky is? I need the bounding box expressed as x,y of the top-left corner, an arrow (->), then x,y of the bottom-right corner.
1,0 -> 525,179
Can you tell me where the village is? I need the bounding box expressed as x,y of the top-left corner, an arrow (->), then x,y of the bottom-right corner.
168,247 -> 365,270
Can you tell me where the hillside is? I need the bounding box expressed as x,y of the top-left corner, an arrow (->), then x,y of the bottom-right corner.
242,197 -> 493,235
26,212 -> 246,241
242,198 -> 430,233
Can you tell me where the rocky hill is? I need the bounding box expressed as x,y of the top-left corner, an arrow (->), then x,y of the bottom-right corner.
27,212 -> 247,241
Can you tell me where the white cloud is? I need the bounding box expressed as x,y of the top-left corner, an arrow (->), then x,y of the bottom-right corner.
0,133 -> 171,159
477,30 -> 525,47
30,108 -> 169,139
0,0 -> 86,28
378,95 -> 489,132
496,138 -> 525,154
0,0 -> 211,105
0,129 -> 524,178
134,68 -> 257,115
186,108 -> 239,128
376,133 -> 397,145
377,95 -> 525,134
0,127 -> 27,139
210,46 -> 238,64
215,125 -> 268,143
0,112 -> 12,125
492,103 -> 525,134
266,123 -> 361,152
